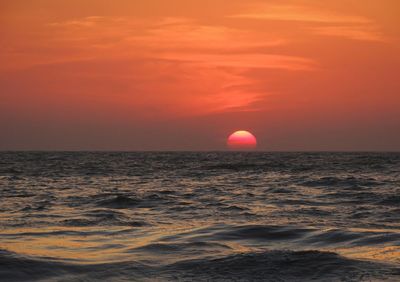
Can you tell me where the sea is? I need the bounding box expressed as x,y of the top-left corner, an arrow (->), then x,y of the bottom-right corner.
0,152 -> 399,281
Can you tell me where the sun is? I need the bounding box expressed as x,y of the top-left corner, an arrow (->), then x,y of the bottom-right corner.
227,130 -> 257,150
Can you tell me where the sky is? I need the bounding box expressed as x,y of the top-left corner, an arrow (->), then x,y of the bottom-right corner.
1,0 -> 399,151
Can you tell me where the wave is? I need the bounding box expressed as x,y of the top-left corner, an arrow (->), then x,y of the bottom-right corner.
96,195 -> 142,209
128,241 -> 230,255
163,250 -> 400,281
0,249 -> 148,282
1,249 -> 398,282
378,195 -> 400,206
300,176 -> 382,188
94,193 -> 173,209
160,224 -> 400,249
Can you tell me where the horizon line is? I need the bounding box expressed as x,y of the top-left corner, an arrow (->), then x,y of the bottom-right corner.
0,150 -> 399,153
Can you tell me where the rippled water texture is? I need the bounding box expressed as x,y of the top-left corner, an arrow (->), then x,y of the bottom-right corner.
0,152 -> 399,281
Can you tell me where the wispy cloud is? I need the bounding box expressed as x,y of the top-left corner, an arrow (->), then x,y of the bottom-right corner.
160,53 -> 316,71
49,16 -> 106,27
44,16 -> 313,70
129,19 -> 285,51
48,16 -> 286,53
311,25 -> 385,42
230,4 -> 370,23
0,15 -> 317,116
229,4 -> 385,42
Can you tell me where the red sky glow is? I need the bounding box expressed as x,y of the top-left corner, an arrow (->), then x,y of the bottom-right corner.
0,0 -> 399,151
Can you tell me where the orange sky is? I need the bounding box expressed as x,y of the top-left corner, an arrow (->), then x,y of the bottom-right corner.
1,0 -> 399,150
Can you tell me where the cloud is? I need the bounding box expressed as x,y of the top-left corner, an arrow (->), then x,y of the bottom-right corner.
0,14 -> 316,116
311,25 -> 385,42
229,4 -> 385,42
44,16 -> 314,70
2,16 -> 292,70
230,4 -> 370,23
128,18 -> 286,51
48,16 -> 106,27
159,53 -> 316,71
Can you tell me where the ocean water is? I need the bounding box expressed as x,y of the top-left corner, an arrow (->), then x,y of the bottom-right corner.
0,152 -> 399,281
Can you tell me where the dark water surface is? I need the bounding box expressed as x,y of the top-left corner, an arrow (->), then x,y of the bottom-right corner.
0,152 -> 399,281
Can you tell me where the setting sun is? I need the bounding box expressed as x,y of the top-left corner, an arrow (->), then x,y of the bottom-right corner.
227,130 -> 257,150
